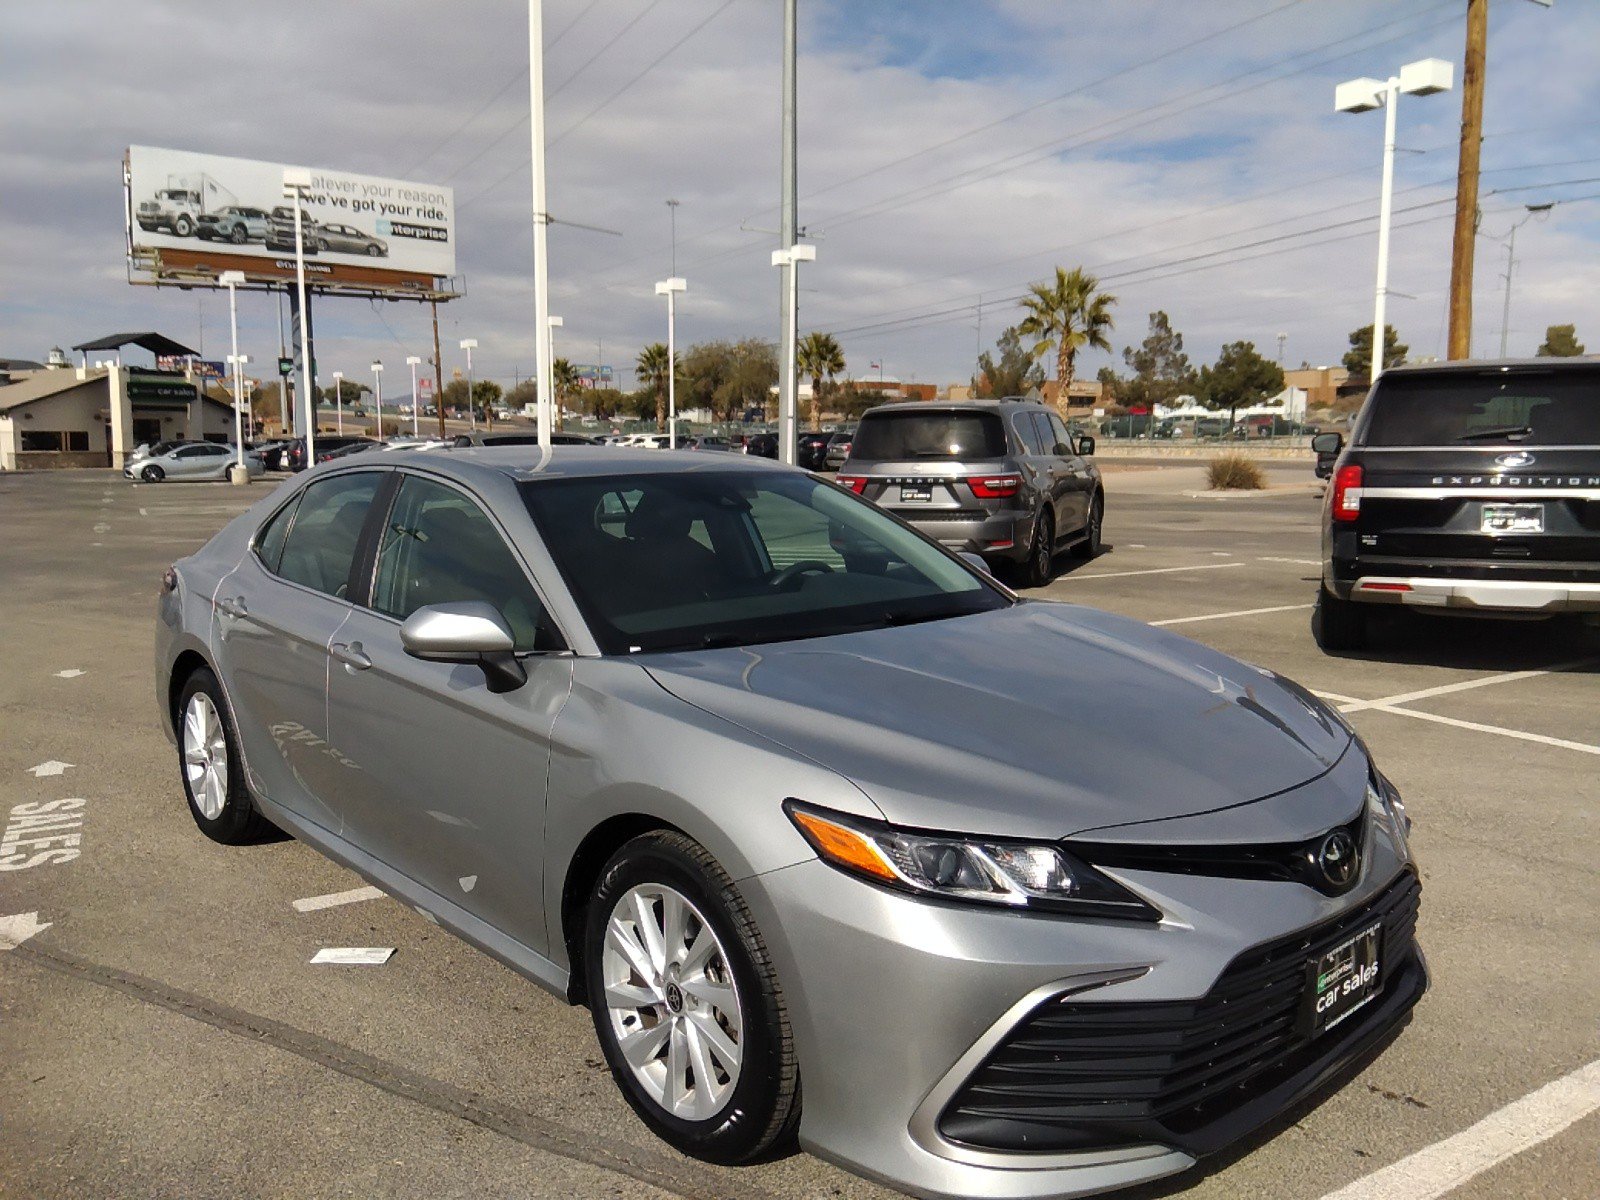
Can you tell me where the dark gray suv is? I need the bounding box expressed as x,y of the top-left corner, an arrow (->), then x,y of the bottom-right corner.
836,398 -> 1102,586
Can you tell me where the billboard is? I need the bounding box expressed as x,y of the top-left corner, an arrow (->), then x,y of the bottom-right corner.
126,145 -> 455,293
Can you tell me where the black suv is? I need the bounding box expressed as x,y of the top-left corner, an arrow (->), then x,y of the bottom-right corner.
1312,359 -> 1600,650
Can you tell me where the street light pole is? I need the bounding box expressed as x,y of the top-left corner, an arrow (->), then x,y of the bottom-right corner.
406,356 -> 422,435
1498,203 -> 1554,358
771,245 -> 815,463
460,338 -> 478,431
528,0 -> 555,450
776,0 -> 799,466
371,360 -> 384,438
654,279 -> 686,447
332,371 -> 344,434
1335,59 -> 1452,382
219,270 -> 247,482
548,315 -> 564,428
283,168 -> 316,464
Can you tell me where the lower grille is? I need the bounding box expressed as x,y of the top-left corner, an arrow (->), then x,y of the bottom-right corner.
939,870 -> 1423,1156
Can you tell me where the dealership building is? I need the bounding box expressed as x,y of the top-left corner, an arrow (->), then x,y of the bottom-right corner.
0,332 -> 239,470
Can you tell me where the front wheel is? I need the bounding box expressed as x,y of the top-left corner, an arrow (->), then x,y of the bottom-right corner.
584,831 -> 800,1164
173,215 -> 193,236
1313,583 -> 1368,652
229,224 -> 246,244
141,464 -> 165,482
366,243 -> 381,256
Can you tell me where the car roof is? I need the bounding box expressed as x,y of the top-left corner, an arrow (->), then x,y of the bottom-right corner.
1378,357 -> 1600,377
857,397 -> 1045,415
344,444 -> 803,486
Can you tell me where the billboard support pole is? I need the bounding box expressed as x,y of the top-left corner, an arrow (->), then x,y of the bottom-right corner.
528,0 -> 554,451
432,300 -> 446,441
285,171 -> 316,464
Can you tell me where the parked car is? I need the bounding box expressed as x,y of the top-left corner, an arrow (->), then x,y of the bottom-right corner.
128,439 -> 199,464
1311,358 -> 1600,651
284,435 -> 376,471
156,447 -> 1423,1200
250,439 -> 296,472
743,432 -> 778,459
317,222 -> 388,257
451,431 -> 600,448
797,430 -> 832,470
124,442 -> 262,482
837,398 -> 1102,587
681,435 -> 730,451
823,427 -> 855,469
195,205 -> 272,244
265,206 -> 324,253
319,440 -> 383,461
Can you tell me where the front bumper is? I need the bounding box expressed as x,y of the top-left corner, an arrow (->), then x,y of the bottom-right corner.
740,824 -> 1421,1200
1342,574 -> 1600,613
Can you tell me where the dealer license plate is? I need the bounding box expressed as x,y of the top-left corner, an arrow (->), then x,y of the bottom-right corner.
1302,923 -> 1382,1038
900,484 -> 933,503
1481,503 -> 1544,534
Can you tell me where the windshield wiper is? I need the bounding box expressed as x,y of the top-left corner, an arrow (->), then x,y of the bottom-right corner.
1457,425 -> 1533,442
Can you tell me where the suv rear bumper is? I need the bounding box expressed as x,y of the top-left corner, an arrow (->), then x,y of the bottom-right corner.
1338,575 -> 1600,613
902,510 -> 1032,561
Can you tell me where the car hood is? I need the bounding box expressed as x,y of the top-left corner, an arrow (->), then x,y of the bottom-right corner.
643,602 -> 1352,839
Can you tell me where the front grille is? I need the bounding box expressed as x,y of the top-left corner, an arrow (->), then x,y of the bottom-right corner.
939,870 -> 1422,1156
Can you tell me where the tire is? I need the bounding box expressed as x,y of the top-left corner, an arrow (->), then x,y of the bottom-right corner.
1070,492 -> 1104,560
141,464 -> 165,482
1313,583 -> 1368,652
366,244 -> 381,256
174,667 -> 274,844
584,830 -> 800,1165
229,224 -> 246,244
174,215 -> 193,237
1021,507 -> 1056,588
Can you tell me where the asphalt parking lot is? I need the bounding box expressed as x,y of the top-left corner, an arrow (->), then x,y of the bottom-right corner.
1,465 -> 1595,1200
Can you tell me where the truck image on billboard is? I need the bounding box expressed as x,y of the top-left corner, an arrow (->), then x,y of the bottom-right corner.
126,145 -> 456,285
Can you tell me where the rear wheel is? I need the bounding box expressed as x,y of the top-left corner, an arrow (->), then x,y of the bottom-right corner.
584,831 -> 800,1164
1021,507 -> 1056,588
141,464 -> 164,482
1313,583 -> 1367,652
176,668 -> 274,844
1070,492 -> 1103,560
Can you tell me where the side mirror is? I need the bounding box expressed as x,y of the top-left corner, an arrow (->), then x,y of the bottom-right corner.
1311,431 -> 1343,481
959,551 -> 993,576
1075,435 -> 1096,457
400,601 -> 526,693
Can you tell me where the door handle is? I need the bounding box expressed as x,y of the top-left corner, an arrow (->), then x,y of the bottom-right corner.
330,641 -> 372,670
218,596 -> 248,619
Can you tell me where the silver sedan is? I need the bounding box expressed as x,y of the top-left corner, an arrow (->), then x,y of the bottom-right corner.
154,448 -> 1423,1199
125,442 -> 263,482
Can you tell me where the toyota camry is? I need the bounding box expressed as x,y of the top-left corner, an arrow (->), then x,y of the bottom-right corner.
154,447 -> 1423,1199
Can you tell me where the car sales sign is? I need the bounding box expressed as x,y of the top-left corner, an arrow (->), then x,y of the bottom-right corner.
126,146 -> 455,282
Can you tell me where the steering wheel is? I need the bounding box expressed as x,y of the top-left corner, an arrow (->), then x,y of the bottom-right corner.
769,560 -> 836,590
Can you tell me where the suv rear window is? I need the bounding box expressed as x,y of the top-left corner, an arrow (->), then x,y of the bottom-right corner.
1361,369 -> 1600,447
852,410 -> 1007,460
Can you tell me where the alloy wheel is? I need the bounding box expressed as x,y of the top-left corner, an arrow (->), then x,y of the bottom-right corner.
601,883 -> 744,1123
182,692 -> 229,820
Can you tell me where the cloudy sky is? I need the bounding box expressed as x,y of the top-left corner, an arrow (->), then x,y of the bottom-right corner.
5,0 -> 1599,394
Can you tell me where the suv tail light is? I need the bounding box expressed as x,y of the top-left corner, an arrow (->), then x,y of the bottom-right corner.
967,474 -> 1021,499
835,475 -> 868,494
1332,464 -> 1363,521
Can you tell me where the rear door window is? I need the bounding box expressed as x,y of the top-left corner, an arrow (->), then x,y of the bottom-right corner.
1012,411 -> 1047,456
1362,370 -> 1600,447
851,410 -> 1007,460
273,472 -> 384,599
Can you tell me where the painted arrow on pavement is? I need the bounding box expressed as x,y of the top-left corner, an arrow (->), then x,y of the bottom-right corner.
25,761 -> 74,778
0,912 -> 52,951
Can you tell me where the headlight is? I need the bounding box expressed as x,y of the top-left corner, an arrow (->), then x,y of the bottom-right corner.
1366,769 -> 1411,839
784,801 -> 1159,922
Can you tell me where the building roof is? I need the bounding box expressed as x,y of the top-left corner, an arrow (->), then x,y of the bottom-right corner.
71,332 -> 200,358
0,357 -> 45,373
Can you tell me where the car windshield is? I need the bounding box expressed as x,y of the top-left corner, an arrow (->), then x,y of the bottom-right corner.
521,470 -> 1009,654
1361,368 -> 1600,447
851,410 -> 1006,459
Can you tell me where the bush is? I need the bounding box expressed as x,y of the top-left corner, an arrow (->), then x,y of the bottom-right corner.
1207,453 -> 1267,491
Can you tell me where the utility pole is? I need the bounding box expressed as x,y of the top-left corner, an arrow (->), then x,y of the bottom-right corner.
776,0 -> 799,466
431,299 -> 446,441
528,0 -> 555,449
1447,0 -> 1488,360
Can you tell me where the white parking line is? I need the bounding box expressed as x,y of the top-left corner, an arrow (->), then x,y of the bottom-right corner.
1335,659 -> 1597,714
291,885 -> 385,913
1361,704 -> 1600,757
1258,556 -> 1322,566
1319,1059 -> 1600,1200
1152,603 -> 1313,627
1068,562 -> 1245,582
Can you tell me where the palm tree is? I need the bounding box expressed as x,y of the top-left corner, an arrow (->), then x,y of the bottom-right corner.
1016,266 -> 1116,405
552,358 -> 581,421
635,342 -> 672,431
796,331 -> 845,429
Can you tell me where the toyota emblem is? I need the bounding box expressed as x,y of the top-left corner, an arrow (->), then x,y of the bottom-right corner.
1317,830 -> 1360,889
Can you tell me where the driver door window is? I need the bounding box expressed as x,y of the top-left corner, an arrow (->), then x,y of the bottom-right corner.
371,475 -> 560,652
